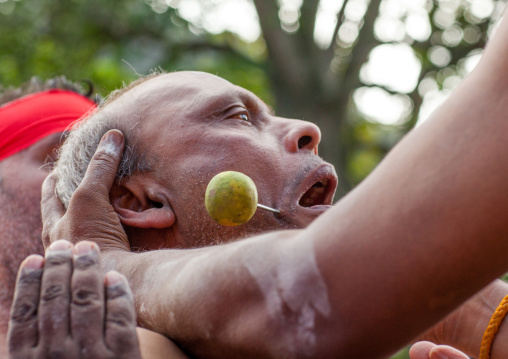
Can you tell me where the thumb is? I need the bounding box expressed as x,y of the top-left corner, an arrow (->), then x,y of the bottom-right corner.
430,346 -> 470,359
78,129 -> 125,198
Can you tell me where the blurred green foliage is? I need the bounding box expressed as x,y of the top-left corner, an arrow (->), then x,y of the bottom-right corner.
1,0 -> 504,195
0,0 -> 271,101
391,347 -> 411,359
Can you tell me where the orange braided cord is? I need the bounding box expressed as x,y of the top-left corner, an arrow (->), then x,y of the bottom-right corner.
479,294 -> 508,359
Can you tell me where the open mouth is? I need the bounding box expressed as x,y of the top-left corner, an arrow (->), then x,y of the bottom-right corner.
298,176 -> 336,208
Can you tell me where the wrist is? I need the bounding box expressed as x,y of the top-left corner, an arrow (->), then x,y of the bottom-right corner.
462,280 -> 508,357
431,280 -> 508,357
486,281 -> 508,358
100,248 -> 136,274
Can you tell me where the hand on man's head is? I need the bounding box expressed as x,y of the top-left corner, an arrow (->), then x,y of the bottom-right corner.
41,129 -> 130,252
8,240 -> 141,359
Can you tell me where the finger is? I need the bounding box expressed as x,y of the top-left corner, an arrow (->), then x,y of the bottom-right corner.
430,346 -> 470,359
41,171 -> 66,248
409,341 -> 435,359
7,255 -> 44,355
38,240 -> 73,348
73,129 -> 124,200
69,241 -> 106,355
104,271 -> 141,358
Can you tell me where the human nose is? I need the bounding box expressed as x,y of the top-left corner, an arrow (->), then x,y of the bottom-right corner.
282,118 -> 321,155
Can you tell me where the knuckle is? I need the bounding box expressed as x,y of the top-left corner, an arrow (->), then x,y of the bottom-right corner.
70,187 -> 97,205
73,253 -> 99,270
41,228 -> 54,248
10,300 -> 37,323
92,151 -> 117,168
41,284 -> 66,301
18,269 -> 43,287
72,288 -> 101,307
41,228 -> 50,241
45,253 -> 71,266
107,312 -> 133,329
106,284 -> 129,300
41,179 -> 55,198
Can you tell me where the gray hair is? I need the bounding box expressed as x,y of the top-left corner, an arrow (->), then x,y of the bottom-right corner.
0,76 -> 99,106
53,73 -> 162,208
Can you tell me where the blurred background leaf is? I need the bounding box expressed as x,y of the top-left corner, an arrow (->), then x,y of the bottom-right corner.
1,0 -> 504,199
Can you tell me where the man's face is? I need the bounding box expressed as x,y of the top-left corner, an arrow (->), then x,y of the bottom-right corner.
0,132 -> 62,285
113,72 -> 338,248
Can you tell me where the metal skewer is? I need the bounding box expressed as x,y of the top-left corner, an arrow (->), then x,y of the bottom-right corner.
257,203 -> 280,214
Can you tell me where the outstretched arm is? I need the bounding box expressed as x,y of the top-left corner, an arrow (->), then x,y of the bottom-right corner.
42,11 -> 508,359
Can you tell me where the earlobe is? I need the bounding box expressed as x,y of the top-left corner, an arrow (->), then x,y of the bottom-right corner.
117,206 -> 175,229
110,178 -> 176,229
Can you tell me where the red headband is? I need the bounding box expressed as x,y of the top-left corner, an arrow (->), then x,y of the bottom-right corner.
0,89 -> 96,161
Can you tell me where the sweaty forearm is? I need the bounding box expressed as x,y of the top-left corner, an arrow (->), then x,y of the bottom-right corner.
103,231 -> 312,359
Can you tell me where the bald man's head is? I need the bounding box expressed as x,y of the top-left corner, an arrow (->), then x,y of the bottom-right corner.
54,71 -> 337,250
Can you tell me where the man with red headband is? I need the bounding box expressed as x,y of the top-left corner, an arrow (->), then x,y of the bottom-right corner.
0,78 -> 97,356
1,79 -> 191,359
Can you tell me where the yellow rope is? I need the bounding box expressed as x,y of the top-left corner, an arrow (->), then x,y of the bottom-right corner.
479,294 -> 508,359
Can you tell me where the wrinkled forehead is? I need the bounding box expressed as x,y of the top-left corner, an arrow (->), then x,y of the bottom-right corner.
123,72 -> 253,115
106,71 -> 266,150
109,71 -> 267,132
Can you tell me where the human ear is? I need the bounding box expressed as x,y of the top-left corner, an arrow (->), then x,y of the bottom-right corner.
109,175 -> 175,229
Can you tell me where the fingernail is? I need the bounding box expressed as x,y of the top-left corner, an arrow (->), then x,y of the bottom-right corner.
105,271 -> 123,286
431,351 -> 461,359
74,241 -> 97,255
48,239 -> 72,252
431,346 -> 469,359
22,255 -> 44,270
100,130 -> 123,154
